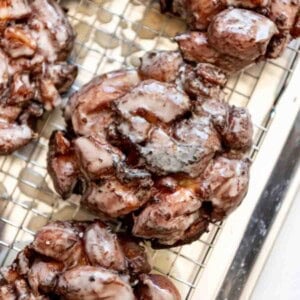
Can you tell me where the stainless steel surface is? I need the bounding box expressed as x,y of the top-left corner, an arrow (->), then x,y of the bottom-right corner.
0,1 -> 299,299
250,182 -> 300,300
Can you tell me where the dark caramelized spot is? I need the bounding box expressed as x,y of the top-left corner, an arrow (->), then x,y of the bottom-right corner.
201,201 -> 213,216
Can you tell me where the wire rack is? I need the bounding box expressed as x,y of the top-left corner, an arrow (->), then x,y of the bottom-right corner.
0,0 -> 299,299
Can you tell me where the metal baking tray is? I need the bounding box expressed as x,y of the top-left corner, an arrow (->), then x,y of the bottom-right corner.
0,1 -> 299,299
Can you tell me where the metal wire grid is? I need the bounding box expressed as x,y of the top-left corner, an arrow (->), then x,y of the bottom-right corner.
0,0 -> 299,298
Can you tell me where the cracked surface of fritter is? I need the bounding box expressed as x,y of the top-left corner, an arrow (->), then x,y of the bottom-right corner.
161,0 -> 300,73
0,220 -> 180,299
48,50 -> 252,248
0,0 -> 77,155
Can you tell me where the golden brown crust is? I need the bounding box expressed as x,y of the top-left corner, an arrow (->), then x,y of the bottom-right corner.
48,52 -> 252,248
0,220 -> 172,299
0,0 -> 77,155
162,0 -> 300,72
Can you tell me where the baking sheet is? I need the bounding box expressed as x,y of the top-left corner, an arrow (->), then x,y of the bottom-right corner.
0,0 -> 299,298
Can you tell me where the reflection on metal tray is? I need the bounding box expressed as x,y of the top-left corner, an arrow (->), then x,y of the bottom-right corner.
0,1 -> 299,299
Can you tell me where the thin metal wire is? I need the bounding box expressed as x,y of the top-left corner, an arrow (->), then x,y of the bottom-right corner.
0,0 -> 299,299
